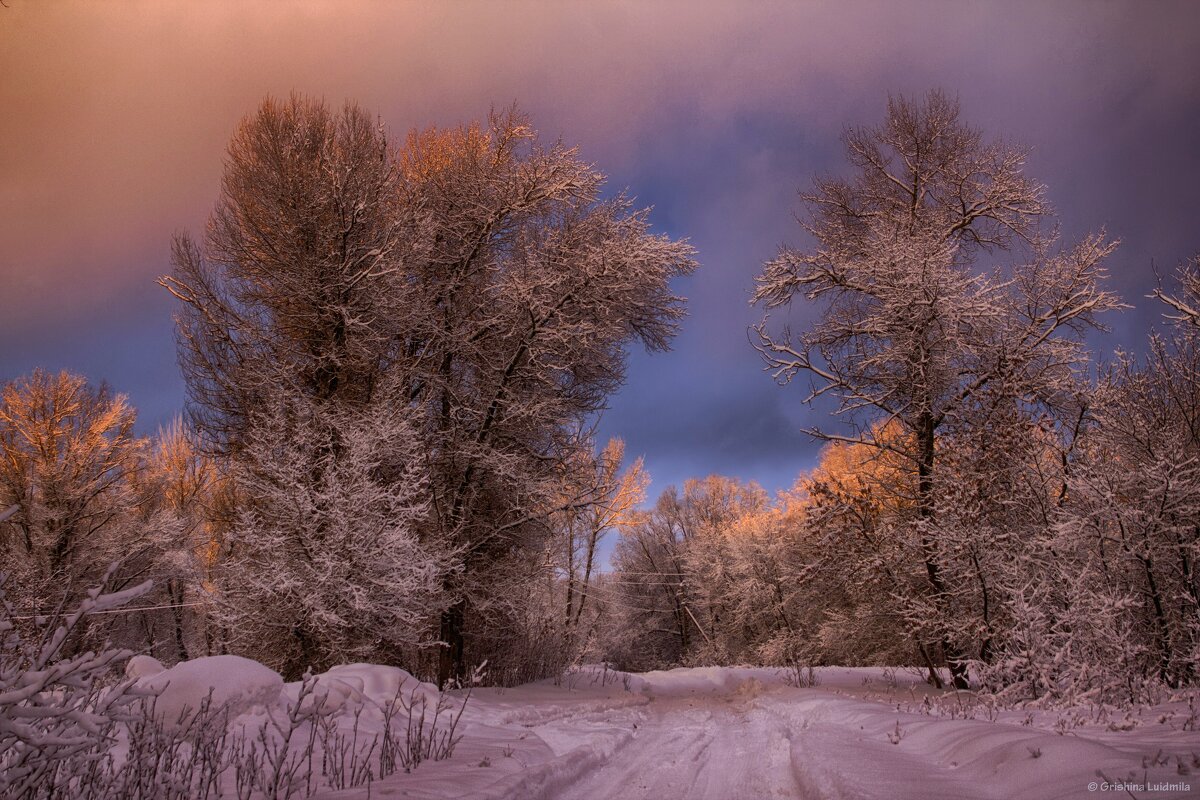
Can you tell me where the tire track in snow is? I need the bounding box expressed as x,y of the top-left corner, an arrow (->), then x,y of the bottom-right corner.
549,691 -> 800,800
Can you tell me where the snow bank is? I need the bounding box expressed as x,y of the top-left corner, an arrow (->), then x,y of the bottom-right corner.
137,655 -> 283,727
784,692 -> 1194,800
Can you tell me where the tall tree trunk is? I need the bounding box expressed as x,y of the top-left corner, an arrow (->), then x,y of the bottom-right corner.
970,548 -> 994,663
438,596 -> 466,688
168,578 -> 189,663
1139,553 -> 1174,686
289,623 -> 318,681
917,410 -> 970,689
916,641 -> 945,689
1175,525 -> 1199,684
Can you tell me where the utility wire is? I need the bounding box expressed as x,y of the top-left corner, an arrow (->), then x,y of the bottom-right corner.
7,600 -> 209,621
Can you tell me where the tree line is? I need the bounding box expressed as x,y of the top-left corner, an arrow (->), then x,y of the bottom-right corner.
0,98 -> 691,687
1,91 -> 1196,704
610,91 -> 1199,705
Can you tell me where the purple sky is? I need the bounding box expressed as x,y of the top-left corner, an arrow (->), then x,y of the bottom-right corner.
2,1 -> 1199,500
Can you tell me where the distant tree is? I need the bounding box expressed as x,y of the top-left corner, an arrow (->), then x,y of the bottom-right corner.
753,90 -> 1121,687
609,476 -> 771,667
729,504 -> 810,660
668,476 -> 769,661
610,497 -> 695,668
555,437 -> 648,653
0,374 -> 228,664
0,370 -> 141,614
129,418 -> 218,663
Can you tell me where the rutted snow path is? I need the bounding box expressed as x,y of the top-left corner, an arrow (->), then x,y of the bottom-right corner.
518,671 -> 1196,800
319,666 -> 1199,800
552,686 -> 798,800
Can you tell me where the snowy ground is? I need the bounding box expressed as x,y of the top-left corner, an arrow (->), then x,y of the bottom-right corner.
140,659 -> 1200,799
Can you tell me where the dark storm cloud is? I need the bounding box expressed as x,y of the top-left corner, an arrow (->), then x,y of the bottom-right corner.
2,0 -> 1198,495
598,349 -> 821,491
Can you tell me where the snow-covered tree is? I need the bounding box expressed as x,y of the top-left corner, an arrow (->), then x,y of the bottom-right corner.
216,393 -> 449,678
797,427 -> 939,671
0,371 -> 143,635
1153,255 -> 1200,329
0,566 -> 150,799
163,96 -> 696,684
395,112 -> 696,683
669,476 -> 770,663
159,96 -> 457,677
1051,344 -> 1200,694
962,259 -> 1200,705
0,373 -> 228,666
161,96 -> 406,456
688,489 -> 810,667
554,438 -> 647,656
752,90 -> 1121,687
127,418 -> 219,663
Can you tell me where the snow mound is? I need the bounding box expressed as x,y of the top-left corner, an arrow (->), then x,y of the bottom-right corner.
288,672 -> 365,715
318,663 -> 442,708
125,654 -> 165,679
138,655 -> 284,728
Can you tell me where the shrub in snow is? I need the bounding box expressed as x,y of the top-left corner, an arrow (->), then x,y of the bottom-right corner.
3,580 -> 475,800
0,567 -> 151,799
374,677 -> 469,773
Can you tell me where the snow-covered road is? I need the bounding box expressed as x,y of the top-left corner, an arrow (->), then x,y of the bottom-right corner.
551,688 -> 798,799
310,665 -> 1198,800
511,673 -> 1170,800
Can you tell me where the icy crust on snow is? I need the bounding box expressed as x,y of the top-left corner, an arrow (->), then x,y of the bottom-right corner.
136,654 -> 284,728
